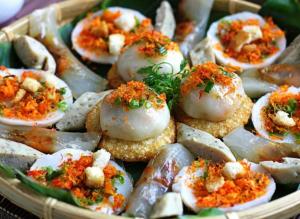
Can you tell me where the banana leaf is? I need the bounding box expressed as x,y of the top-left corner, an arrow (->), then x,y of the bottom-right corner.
0,162 -> 16,178
0,42 -> 22,68
178,208 -> 224,219
260,0 -> 300,41
15,169 -> 81,206
0,162 -> 81,207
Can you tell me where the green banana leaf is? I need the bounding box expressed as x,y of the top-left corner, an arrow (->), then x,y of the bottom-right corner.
0,162 -> 16,178
0,162 -> 81,207
178,208 -> 224,219
15,169 -> 81,207
0,42 -> 22,68
259,0 -> 300,42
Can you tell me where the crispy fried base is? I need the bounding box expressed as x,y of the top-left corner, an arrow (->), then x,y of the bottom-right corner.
86,100 -> 102,133
107,64 -> 125,89
99,118 -> 176,162
175,96 -> 253,138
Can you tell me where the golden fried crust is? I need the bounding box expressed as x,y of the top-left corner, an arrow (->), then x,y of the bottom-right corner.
107,64 -> 125,89
99,118 -> 176,162
86,101 -> 102,133
175,96 -> 253,138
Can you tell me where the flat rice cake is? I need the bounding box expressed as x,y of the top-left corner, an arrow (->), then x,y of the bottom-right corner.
107,64 -> 125,89
99,118 -> 176,162
0,138 -> 44,171
260,157 -> 300,184
176,95 -> 253,138
177,123 -> 236,162
57,90 -> 111,131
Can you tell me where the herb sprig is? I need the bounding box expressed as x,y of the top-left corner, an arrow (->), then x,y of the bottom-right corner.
138,60 -> 189,110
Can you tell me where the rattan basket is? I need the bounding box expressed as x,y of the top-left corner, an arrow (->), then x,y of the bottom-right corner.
0,0 -> 299,218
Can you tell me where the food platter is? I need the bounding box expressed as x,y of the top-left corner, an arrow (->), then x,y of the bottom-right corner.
0,0 -> 300,219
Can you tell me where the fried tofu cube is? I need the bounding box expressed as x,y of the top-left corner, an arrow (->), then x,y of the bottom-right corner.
13,89 -> 26,103
21,77 -> 41,93
222,162 -> 245,180
243,25 -> 263,41
93,149 -> 111,169
229,25 -> 262,52
273,110 -> 296,127
114,13 -> 136,32
150,192 -> 183,218
205,176 -> 225,193
42,74 -> 57,88
109,34 -> 125,55
85,166 -> 105,188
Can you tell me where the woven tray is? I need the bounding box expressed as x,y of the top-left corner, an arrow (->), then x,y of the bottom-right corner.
0,0 -> 299,219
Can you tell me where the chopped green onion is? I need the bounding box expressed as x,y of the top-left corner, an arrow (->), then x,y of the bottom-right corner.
59,87 -> 66,95
204,80 -> 214,93
40,81 -> 47,87
145,101 -> 152,109
220,68 -> 234,78
128,99 -> 140,109
139,99 -> 146,106
113,174 -> 125,185
57,101 -> 68,112
134,16 -> 140,28
220,19 -> 231,26
114,97 -> 121,106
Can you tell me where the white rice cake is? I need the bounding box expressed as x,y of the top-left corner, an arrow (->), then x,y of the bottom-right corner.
260,157 -> 300,184
0,138 -> 44,171
56,90 -> 112,131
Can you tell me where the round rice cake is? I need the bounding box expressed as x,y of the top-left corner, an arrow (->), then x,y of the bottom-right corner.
107,64 -> 125,89
99,118 -> 176,162
176,96 -> 253,138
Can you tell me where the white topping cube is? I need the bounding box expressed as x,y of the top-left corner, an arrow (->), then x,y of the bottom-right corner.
150,192 -> 183,218
13,89 -> 26,103
93,149 -> 111,169
42,73 -> 57,88
85,166 -> 105,188
21,77 -> 41,93
230,25 -> 262,52
205,176 -> 225,193
47,90 -> 57,100
242,25 -> 263,41
114,13 -> 136,32
222,162 -> 245,180
109,34 -> 125,55
273,110 -> 296,127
